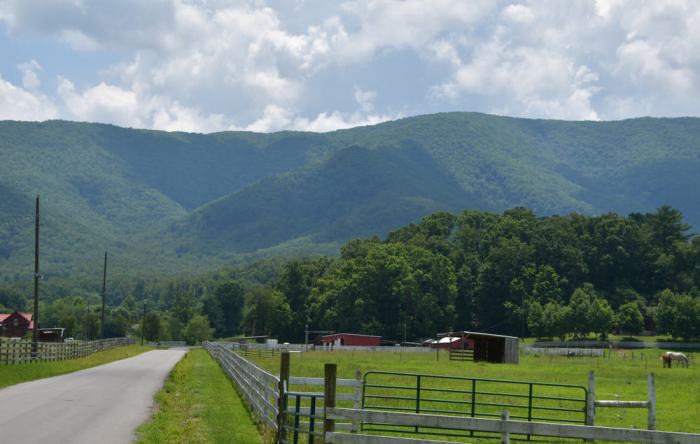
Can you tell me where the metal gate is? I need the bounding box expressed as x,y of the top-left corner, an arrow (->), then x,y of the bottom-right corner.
362,371 -> 587,440
280,391 -> 323,444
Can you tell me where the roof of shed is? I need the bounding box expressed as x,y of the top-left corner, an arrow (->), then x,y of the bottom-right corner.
439,331 -> 519,340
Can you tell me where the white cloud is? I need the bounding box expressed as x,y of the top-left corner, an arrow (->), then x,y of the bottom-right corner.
242,104 -> 295,133
354,87 -> 376,113
2,1 -> 700,130
616,39 -> 695,94
433,36 -> 601,120
56,77 -> 227,132
0,73 -> 57,121
18,60 -> 42,89
501,4 -> 534,24
337,0 -> 494,60
243,104 -> 394,133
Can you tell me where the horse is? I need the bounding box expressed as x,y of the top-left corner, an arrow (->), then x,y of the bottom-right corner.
660,351 -> 689,368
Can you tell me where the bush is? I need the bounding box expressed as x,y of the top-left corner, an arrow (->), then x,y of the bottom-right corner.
184,315 -> 214,345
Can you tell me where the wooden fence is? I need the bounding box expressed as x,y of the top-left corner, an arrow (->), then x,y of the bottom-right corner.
0,337 -> 135,364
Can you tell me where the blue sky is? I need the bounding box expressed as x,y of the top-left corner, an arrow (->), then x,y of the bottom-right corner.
1,0 -> 700,132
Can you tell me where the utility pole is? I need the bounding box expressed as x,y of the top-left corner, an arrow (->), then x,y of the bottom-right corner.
403,321 -> 407,345
101,252 -> 107,339
305,323 -> 309,351
401,321 -> 407,361
141,293 -> 147,346
32,195 -> 40,355
86,300 -> 91,340
521,293 -> 526,340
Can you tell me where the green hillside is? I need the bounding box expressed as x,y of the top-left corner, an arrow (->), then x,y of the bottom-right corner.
177,142 -> 477,251
1,113 -> 699,281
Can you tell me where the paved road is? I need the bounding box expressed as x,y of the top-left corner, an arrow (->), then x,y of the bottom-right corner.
0,349 -> 186,444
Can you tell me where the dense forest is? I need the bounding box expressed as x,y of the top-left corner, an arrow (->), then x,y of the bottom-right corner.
2,206 -> 699,343
3,113 -> 700,280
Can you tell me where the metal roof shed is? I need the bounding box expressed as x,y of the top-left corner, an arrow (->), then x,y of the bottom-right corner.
441,331 -> 519,364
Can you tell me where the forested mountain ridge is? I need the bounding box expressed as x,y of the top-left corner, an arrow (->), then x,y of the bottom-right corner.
1,113 -> 700,282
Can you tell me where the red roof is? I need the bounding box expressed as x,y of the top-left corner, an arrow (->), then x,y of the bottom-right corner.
0,311 -> 34,329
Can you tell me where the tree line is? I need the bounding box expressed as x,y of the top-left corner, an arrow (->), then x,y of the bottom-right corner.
2,205 -> 699,343
237,205 -> 700,341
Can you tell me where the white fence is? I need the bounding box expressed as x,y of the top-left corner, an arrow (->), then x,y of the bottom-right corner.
531,340 -> 700,350
204,341 -> 363,440
222,342 -> 432,353
205,341 -> 280,429
525,347 -> 604,357
206,345 -> 700,444
325,408 -> 700,444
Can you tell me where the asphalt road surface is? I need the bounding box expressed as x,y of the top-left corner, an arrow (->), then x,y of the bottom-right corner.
0,348 -> 186,444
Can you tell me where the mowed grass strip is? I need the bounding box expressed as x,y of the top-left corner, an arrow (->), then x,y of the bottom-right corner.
137,348 -> 263,444
0,345 -> 151,389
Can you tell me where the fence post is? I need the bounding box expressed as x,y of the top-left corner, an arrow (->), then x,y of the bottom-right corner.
324,363 -> 337,436
276,351 -> 290,442
647,372 -> 656,430
501,410 -> 510,444
586,371 -> 595,426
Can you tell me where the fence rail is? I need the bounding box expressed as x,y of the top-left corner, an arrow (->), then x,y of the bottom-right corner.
326,408 -> 700,444
0,337 -> 135,364
205,342 -> 363,444
205,341 -> 280,429
209,347 -> 700,444
448,348 -> 473,362
361,370 -> 587,441
530,340 -> 700,350
223,342 -> 437,353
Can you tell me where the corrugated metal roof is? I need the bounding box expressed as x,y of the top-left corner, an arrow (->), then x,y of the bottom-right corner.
437,336 -> 461,343
439,331 -> 519,340
321,333 -> 381,338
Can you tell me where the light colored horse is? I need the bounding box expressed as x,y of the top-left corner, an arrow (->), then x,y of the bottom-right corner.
660,351 -> 689,368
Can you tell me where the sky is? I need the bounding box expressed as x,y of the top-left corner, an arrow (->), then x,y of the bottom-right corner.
1,0 -> 700,133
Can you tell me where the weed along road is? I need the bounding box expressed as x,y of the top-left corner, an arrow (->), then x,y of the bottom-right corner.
0,349 -> 186,444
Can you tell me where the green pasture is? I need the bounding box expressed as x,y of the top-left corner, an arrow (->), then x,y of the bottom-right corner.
247,347 -> 699,441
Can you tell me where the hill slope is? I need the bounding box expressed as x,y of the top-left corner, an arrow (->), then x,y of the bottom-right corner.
1,113 -> 699,280
177,142 -> 478,252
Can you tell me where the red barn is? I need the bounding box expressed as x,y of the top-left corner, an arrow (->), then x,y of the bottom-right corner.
320,333 -> 381,347
0,311 -> 34,338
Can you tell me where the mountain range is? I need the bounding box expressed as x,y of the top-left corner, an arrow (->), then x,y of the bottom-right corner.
1,112 -> 699,282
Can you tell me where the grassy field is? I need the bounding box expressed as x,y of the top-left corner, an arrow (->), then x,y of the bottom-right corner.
137,348 -> 263,444
0,345 -> 151,389
246,347 -> 699,441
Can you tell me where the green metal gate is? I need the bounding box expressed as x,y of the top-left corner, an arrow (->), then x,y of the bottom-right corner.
362,371 -> 587,440
280,391 -> 322,444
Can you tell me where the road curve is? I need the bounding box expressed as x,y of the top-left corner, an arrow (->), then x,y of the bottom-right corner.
0,348 -> 186,444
